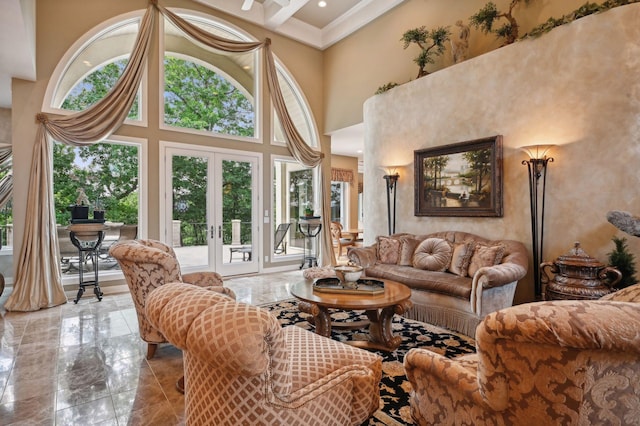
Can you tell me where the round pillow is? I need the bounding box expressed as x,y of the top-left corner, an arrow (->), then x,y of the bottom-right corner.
413,238 -> 452,271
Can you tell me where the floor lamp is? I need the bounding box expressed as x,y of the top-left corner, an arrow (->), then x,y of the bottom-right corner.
383,169 -> 399,235
521,145 -> 554,300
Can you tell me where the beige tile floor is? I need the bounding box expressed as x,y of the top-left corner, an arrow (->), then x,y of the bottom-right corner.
0,270 -> 305,425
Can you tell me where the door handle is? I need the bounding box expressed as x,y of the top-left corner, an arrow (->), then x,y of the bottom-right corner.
217,225 -> 222,238
210,225 -> 214,239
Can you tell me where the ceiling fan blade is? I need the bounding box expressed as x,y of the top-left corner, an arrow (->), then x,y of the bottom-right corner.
273,0 -> 291,6
241,0 -> 254,11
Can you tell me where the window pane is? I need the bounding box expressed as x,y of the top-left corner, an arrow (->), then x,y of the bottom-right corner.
272,159 -> 315,258
52,19 -> 141,118
163,15 -> 257,137
164,57 -> 254,136
53,141 -> 140,277
61,58 -> 139,120
273,65 -> 317,147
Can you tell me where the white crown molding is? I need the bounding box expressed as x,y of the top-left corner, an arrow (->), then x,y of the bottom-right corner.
193,0 -> 405,50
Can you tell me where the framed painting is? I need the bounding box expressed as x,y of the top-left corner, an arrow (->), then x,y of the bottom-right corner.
414,135 -> 503,217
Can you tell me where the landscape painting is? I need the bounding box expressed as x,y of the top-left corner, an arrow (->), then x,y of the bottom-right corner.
414,136 -> 503,217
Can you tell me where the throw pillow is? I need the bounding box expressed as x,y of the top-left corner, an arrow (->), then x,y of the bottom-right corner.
377,236 -> 402,264
413,238 -> 452,271
398,237 -> 421,266
467,243 -> 506,277
448,241 -> 476,277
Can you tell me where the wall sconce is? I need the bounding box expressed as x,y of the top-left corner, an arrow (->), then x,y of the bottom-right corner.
383,166 -> 400,235
521,145 -> 555,300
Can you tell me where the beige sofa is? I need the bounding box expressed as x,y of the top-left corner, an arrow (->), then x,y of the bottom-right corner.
347,231 -> 528,337
404,284 -> 640,425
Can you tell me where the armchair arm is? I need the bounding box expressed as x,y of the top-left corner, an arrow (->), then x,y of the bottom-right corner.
404,349 -> 485,408
347,245 -> 378,268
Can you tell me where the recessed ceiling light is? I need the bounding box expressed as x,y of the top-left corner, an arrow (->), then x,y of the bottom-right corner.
318,1 -> 327,7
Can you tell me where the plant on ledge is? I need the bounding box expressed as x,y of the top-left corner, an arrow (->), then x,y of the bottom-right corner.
401,26 -> 451,78
470,0 -> 534,45
375,82 -> 400,95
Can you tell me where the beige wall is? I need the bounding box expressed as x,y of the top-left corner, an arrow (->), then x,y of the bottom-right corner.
330,154 -> 360,230
363,3 -> 640,304
324,0 -> 592,134
11,0 -> 328,275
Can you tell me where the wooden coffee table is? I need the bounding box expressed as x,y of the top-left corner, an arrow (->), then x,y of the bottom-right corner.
290,279 -> 412,351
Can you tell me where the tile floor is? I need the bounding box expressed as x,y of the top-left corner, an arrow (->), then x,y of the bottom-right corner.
0,270 -> 304,425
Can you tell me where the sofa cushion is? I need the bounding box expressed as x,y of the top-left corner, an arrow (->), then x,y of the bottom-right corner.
413,238 -> 452,271
467,243 -> 506,277
364,264 -> 472,300
398,237 -> 422,266
448,241 -> 475,277
377,236 -> 402,264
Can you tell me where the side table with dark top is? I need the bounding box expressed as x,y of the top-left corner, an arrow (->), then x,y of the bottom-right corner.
68,223 -> 106,303
290,279 -> 412,352
298,218 -> 322,269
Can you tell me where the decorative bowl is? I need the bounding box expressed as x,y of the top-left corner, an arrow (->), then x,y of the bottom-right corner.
334,265 -> 363,284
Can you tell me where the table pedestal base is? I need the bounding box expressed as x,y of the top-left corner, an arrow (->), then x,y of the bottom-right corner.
298,300 -> 413,352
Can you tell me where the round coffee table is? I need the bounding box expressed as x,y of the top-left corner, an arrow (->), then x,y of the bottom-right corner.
290,279 -> 412,351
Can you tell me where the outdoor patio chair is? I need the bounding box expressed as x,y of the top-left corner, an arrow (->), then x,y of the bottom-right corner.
274,223 -> 291,254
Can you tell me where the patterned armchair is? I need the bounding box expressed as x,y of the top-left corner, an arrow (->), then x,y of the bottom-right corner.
404,284 -> 640,425
145,282 -> 382,426
109,239 -> 235,359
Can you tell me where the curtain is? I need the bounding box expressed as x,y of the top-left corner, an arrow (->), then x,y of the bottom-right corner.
0,147 -> 12,209
4,3 -> 156,311
6,1 -> 334,312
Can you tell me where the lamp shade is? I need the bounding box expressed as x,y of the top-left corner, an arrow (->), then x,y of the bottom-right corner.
521,145 -> 555,160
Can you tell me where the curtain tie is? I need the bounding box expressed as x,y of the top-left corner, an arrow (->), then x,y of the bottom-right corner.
36,113 -> 48,124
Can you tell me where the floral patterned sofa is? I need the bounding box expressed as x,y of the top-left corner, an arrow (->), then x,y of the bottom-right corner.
403,284 -> 640,425
347,231 -> 528,337
145,282 -> 382,426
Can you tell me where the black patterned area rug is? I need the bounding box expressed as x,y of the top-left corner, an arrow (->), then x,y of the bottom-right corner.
261,299 -> 476,425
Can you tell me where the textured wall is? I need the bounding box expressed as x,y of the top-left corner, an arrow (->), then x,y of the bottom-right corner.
364,4 -> 640,303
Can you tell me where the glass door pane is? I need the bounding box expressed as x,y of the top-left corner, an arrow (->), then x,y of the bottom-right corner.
171,154 -> 210,269
215,154 -> 259,275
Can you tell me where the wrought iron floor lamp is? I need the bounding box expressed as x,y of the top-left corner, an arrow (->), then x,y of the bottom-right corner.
383,172 -> 399,235
522,145 -> 554,300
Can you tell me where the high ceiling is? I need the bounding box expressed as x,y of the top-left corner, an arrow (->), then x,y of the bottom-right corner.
1,0 -> 391,159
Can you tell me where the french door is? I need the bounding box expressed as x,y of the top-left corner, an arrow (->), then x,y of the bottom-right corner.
163,144 -> 259,276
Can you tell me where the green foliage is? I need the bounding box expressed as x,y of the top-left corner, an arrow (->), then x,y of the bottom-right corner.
61,59 -> 138,119
375,82 -> 399,95
525,0 -> 640,39
469,2 -> 500,34
401,26 -> 451,78
607,237 -> 638,289
470,0 -> 534,45
53,142 -> 139,224
164,57 -> 254,136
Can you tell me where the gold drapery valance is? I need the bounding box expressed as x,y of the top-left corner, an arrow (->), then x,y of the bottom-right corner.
331,168 -> 354,184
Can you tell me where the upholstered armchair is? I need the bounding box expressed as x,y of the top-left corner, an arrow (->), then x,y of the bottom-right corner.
145,282 -> 382,426
404,284 -> 640,425
109,239 -> 235,359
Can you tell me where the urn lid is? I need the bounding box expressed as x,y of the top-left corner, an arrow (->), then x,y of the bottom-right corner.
554,242 -> 605,268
